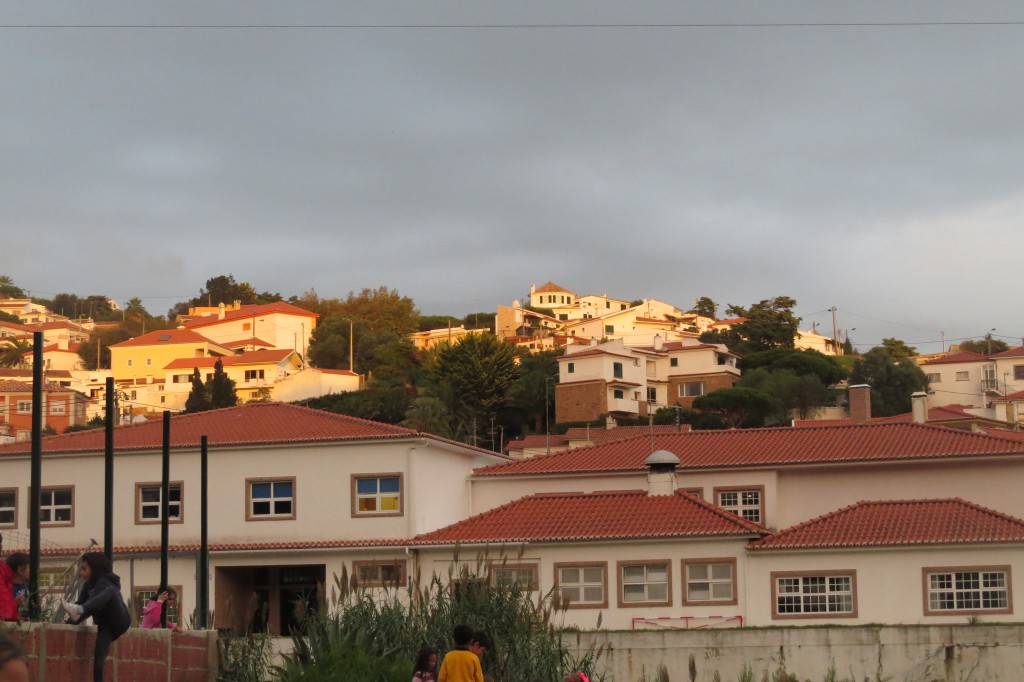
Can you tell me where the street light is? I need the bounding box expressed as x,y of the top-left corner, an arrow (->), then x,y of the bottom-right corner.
545,372 -> 559,456
340,318 -> 355,374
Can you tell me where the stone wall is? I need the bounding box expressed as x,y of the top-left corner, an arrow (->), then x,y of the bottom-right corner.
567,624 -> 1024,682
0,622 -> 217,682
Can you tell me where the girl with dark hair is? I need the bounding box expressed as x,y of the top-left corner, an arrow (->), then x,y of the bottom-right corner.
0,633 -> 29,682
412,645 -> 438,682
140,587 -> 182,631
61,552 -> 132,682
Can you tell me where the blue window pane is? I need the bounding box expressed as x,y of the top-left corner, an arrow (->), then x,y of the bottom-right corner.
274,481 -> 293,497
379,477 -> 400,493
357,478 -> 378,494
252,482 -> 271,499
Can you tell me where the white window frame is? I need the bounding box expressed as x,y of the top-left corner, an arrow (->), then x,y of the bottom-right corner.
246,478 -> 296,521
49,401 -> 66,415
955,371 -> 969,381
772,571 -> 856,619
923,566 -> 1011,615
926,373 -> 941,383
0,488 -> 17,528
16,400 -> 31,414
352,474 -> 403,517
682,558 -> 737,605
136,482 -> 184,524
40,486 -> 74,526
618,561 -> 671,607
679,381 -> 706,397
715,486 -> 764,523
555,562 -> 607,609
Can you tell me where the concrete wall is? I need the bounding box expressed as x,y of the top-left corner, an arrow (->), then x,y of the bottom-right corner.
0,622 -> 216,682
568,624 -> 1024,682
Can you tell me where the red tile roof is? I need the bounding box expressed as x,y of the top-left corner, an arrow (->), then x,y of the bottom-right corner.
751,498 -> 1024,550
318,368 -> 358,376
534,281 -> 573,294
506,435 -> 569,450
564,425 -> 691,442
992,346 -> 1024,359
559,347 -> 635,361
993,391 -> 1024,402
920,351 -> 989,365
0,402 -> 495,456
0,379 -> 73,393
30,538 -> 407,557
795,405 -> 1008,427
109,328 -> 216,348
163,349 -> 294,370
474,423 -> 1024,477
182,301 -> 318,329
412,489 -> 767,545
221,337 -> 275,350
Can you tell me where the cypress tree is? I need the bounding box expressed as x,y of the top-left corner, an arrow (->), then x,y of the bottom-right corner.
185,367 -> 211,413
208,358 -> 238,408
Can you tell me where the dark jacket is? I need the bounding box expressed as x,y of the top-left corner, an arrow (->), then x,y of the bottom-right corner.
77,572 -> 131,636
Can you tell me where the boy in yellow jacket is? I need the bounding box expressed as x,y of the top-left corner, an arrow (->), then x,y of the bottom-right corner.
437,625 -> 491,682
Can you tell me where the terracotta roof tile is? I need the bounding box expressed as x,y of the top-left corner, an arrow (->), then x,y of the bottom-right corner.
0,402 -> 493,456
751,498 -> 1024,549
163,349 -> 294,370
794,405 -> 1009,427
0,379 -> 75,393
474,423 -> 1024,477
559,347 -> 635,361
991,346 -> 1024,359
992,390 -> 1024,402
534,281 -> 573,294
563,425 -> 691,442
920,351 -> 989,365
506,435 -> 569,450
412,489 -> 767,545
110,328 -> 216,348
183,302 -> 318,329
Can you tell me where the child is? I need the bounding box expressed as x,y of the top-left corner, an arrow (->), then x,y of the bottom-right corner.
0,552 -> 29,623
62,552 -> 132,682
140,587 -> 182,631
0,634 -> 29,682
412,645 -> 438,682
437,624 -> 484,682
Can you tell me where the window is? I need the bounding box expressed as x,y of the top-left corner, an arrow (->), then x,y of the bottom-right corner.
242,322 -> 251,331
923,567 -> 1011,615
16,401 -> 31,414
133,585 -> 182,626
135,482 -> 183,524
40,486 -> 74,526
246,478 -> 296,520
772,571 -> 856,618
172,374 -> 191,383
1015,366 -> 1024,381
679,382 -> 706,398
245,369 -> 265,382
146,358 -> 152,366
670,357 -> 678,367
489,563 -> 539,591
613,362 -> 623,379
555,562 -> 607,608
618,561 -> 671,606
646,387 -> 657,404
567,362 -> 574,374
956,371 -> 969,381
0,488 -> 16,527
605,324 -> 614,334
50,401 -> 66,415
352,474 -> 403,516
715,487 -> 764,523
613,389 -> 624,399
682,558 -> 737,605
127,359 -> 133,367
926,373 -> 941,383
352,560 -> 407,587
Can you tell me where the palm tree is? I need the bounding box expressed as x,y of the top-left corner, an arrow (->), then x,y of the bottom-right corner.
0,338 -> 33,368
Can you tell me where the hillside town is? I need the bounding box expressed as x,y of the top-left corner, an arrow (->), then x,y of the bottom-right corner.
4,272 -> 1024,663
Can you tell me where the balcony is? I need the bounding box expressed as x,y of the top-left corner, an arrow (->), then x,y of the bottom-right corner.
982,379 -> 1002,394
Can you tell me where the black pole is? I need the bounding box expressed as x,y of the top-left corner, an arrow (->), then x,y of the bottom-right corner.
104,377 -> 115,560
160,410 -> 170,627
198,435 -> 209,629
28,331 -> 43,619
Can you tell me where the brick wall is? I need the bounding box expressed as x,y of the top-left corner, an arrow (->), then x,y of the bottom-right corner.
0,623 -> 217,682
555,380 -> 607,423
668,373 -> 737,409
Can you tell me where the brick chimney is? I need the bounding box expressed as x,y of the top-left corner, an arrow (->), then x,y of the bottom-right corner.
645,450 -> 680,496
848,384 -> 872,423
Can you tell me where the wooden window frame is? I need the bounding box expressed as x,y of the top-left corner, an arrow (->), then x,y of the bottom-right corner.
714,485 -> 765,524
681,557 -> 738,606
135,481 -> 185,525
352,559 -> 408,588
245,477 -> 297,521
617,560 -> 672,608
554,561 -> 608,609
0,487 -> 17,528
771,570 -> 858,620
39,485 -> 75,527
351,473 -> 404,518
922,565 -> 1012,616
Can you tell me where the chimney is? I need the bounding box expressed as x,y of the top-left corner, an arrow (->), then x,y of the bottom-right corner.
645,450 -> 680,496
911,391 -> 929,424
605,415 -> 616,430
653,334 -> 663,351
218,302 -> 226,320
848,384 -> 872,423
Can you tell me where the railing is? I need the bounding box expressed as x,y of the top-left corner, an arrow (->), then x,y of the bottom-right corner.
632,615 -> 744,630
981,379 -> 1001,392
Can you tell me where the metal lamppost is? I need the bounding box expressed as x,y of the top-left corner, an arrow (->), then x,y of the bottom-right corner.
545,372 -> 559,456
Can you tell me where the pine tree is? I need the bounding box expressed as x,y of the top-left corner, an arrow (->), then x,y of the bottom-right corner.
208,358 -> 238,408
185,368 -> 211,413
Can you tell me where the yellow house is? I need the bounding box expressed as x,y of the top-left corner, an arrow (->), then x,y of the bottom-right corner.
109,328 -> 233,382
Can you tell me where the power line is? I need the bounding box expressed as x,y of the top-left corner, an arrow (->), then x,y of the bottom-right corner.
2,20 -> 1024,30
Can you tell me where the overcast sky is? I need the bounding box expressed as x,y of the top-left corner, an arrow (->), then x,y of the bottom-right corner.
2,1 -> 1022,353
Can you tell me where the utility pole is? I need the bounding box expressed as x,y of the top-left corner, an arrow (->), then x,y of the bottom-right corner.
829,307 -> 838,351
